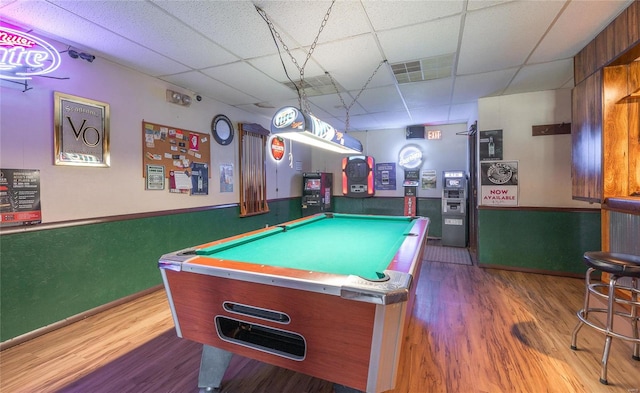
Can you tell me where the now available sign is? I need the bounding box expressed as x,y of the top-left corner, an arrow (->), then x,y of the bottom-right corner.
480,161 -> 518,206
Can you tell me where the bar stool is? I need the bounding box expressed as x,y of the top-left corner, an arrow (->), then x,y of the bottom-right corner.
570,251 -> 640,385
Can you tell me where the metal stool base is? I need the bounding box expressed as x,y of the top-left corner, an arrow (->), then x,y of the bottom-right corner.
570,263 -> 640,385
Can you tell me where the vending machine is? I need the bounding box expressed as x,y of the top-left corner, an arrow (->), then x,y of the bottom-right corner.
302,172 -> 333,216
442,170 -> 468,247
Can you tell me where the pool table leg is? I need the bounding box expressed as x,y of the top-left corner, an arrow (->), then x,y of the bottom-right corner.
197,344 -> 233,392
334,384 -> 364,393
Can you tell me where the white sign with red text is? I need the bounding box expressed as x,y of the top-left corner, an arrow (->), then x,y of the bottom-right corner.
480,161 -> 518,206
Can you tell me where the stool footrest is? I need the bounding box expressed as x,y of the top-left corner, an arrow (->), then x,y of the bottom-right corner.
575,309 -> 640,344
571,254 -> 640,386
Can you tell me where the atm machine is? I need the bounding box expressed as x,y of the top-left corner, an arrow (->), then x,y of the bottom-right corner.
301,172 -> 333,216
442,170 -> 468,247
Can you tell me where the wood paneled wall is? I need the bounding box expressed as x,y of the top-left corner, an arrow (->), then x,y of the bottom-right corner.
574,1 -> 640,85
629,61 -> 640,195
571,72 -> 603,202
572,0 -> 640,203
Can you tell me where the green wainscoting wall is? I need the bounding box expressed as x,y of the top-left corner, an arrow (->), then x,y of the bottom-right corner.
0,199 -> 301,342
3,199 -> 595,343
478,207 -> 601,275
333,196 -> 443,237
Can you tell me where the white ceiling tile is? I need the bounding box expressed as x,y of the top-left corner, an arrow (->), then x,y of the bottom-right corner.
369,111 -> 412,130
201,62 -> 297,102
350,86 -> 408,113
529,0 -> 635,63
399,78 -> 455,108
448,102 -> 479,122
0,1 -> 190,76
377,15 -> 461,63
340,114 -> 378,131
503,59 -> 573,95
363,1 -> 464,30
49,0 -> 238,69
248,49 -> 326,83
252,1 -> 371,47
452,68 -> 518,102
308,93 -> 366,117
466,0 -> 515,12
160,71 -> 258,106
457,1 -> 565,74
312,34 -> 391,91
151,0 -> 278,59
407,105 -> 452,125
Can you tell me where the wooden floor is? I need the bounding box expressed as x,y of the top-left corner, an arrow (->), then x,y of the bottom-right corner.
1,261 -> 639,393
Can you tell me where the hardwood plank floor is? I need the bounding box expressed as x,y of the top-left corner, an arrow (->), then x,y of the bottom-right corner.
1,262 -> 639,393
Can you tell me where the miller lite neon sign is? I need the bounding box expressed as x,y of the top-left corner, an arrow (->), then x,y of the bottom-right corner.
0,24 -> 61,80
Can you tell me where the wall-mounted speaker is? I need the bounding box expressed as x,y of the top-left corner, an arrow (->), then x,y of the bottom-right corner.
406,125 -> 425,139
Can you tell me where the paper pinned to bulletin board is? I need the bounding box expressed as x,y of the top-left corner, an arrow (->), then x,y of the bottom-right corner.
142,121 -> 211,179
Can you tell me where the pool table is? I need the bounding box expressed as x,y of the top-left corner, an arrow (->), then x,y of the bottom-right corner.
159,213 -> 429,393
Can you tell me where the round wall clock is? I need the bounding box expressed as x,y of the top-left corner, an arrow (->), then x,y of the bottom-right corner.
211,114 -> 234,145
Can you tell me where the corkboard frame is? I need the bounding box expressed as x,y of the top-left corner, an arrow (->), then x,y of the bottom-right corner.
142,120 -> 211,178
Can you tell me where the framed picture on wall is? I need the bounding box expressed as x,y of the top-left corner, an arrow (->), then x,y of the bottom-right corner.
54,92 -> 110,167
479,129 -> 503,161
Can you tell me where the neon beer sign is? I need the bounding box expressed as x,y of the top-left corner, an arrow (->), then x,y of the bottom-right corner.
0,24 -> 61,80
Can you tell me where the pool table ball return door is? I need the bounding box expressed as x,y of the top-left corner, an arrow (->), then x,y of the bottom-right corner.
158,214 -> 429,393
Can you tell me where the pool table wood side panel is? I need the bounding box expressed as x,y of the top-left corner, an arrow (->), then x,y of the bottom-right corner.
165,270 -> 375,391
389,218 -> 429,325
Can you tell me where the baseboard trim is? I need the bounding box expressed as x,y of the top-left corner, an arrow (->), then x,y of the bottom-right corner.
478,263 -> 584,279
0,284 -> 164,351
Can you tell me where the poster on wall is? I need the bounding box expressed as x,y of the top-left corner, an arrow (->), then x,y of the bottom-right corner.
220,164 -> 234,193
421,169 -> 437,189
375,163 -> 396,190
54,92 -> 110,167
0,169 -> 42,227
169,170 -> 191,194
145,164 -> 165,190
479,129 -> 503,161
190,163 -> 209,196
480,161 -> 518,206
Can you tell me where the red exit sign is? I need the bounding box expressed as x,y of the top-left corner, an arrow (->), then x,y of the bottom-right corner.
427,130 -> 442,140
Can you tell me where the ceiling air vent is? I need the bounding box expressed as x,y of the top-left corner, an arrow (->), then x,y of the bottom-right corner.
391,53 -> 454,84
283,74 -> 346,97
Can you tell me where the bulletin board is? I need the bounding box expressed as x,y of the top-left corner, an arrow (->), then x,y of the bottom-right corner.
142,120 -> 211,178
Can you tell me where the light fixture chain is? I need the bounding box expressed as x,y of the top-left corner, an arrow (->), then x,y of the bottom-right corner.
327,59 -> 387,131
301,0 -> 334,71
256,1 -> 335,115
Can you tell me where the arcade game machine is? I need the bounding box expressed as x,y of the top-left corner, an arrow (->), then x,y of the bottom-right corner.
342,156 -> 375,198
441,170 -> 468,247
301,172 -> 333,217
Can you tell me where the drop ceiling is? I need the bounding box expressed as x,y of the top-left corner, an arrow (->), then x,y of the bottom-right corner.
0,0 -> 634,131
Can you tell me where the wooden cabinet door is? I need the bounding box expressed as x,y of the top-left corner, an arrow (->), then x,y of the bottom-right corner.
572,71 -> 603,202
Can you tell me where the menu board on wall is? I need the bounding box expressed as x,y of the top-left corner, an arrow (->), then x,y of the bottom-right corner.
0,169 -> 42,227
142,121 -> 211,180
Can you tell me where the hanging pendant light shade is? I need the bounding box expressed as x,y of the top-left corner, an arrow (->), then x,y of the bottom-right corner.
270,106 -> 362,154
